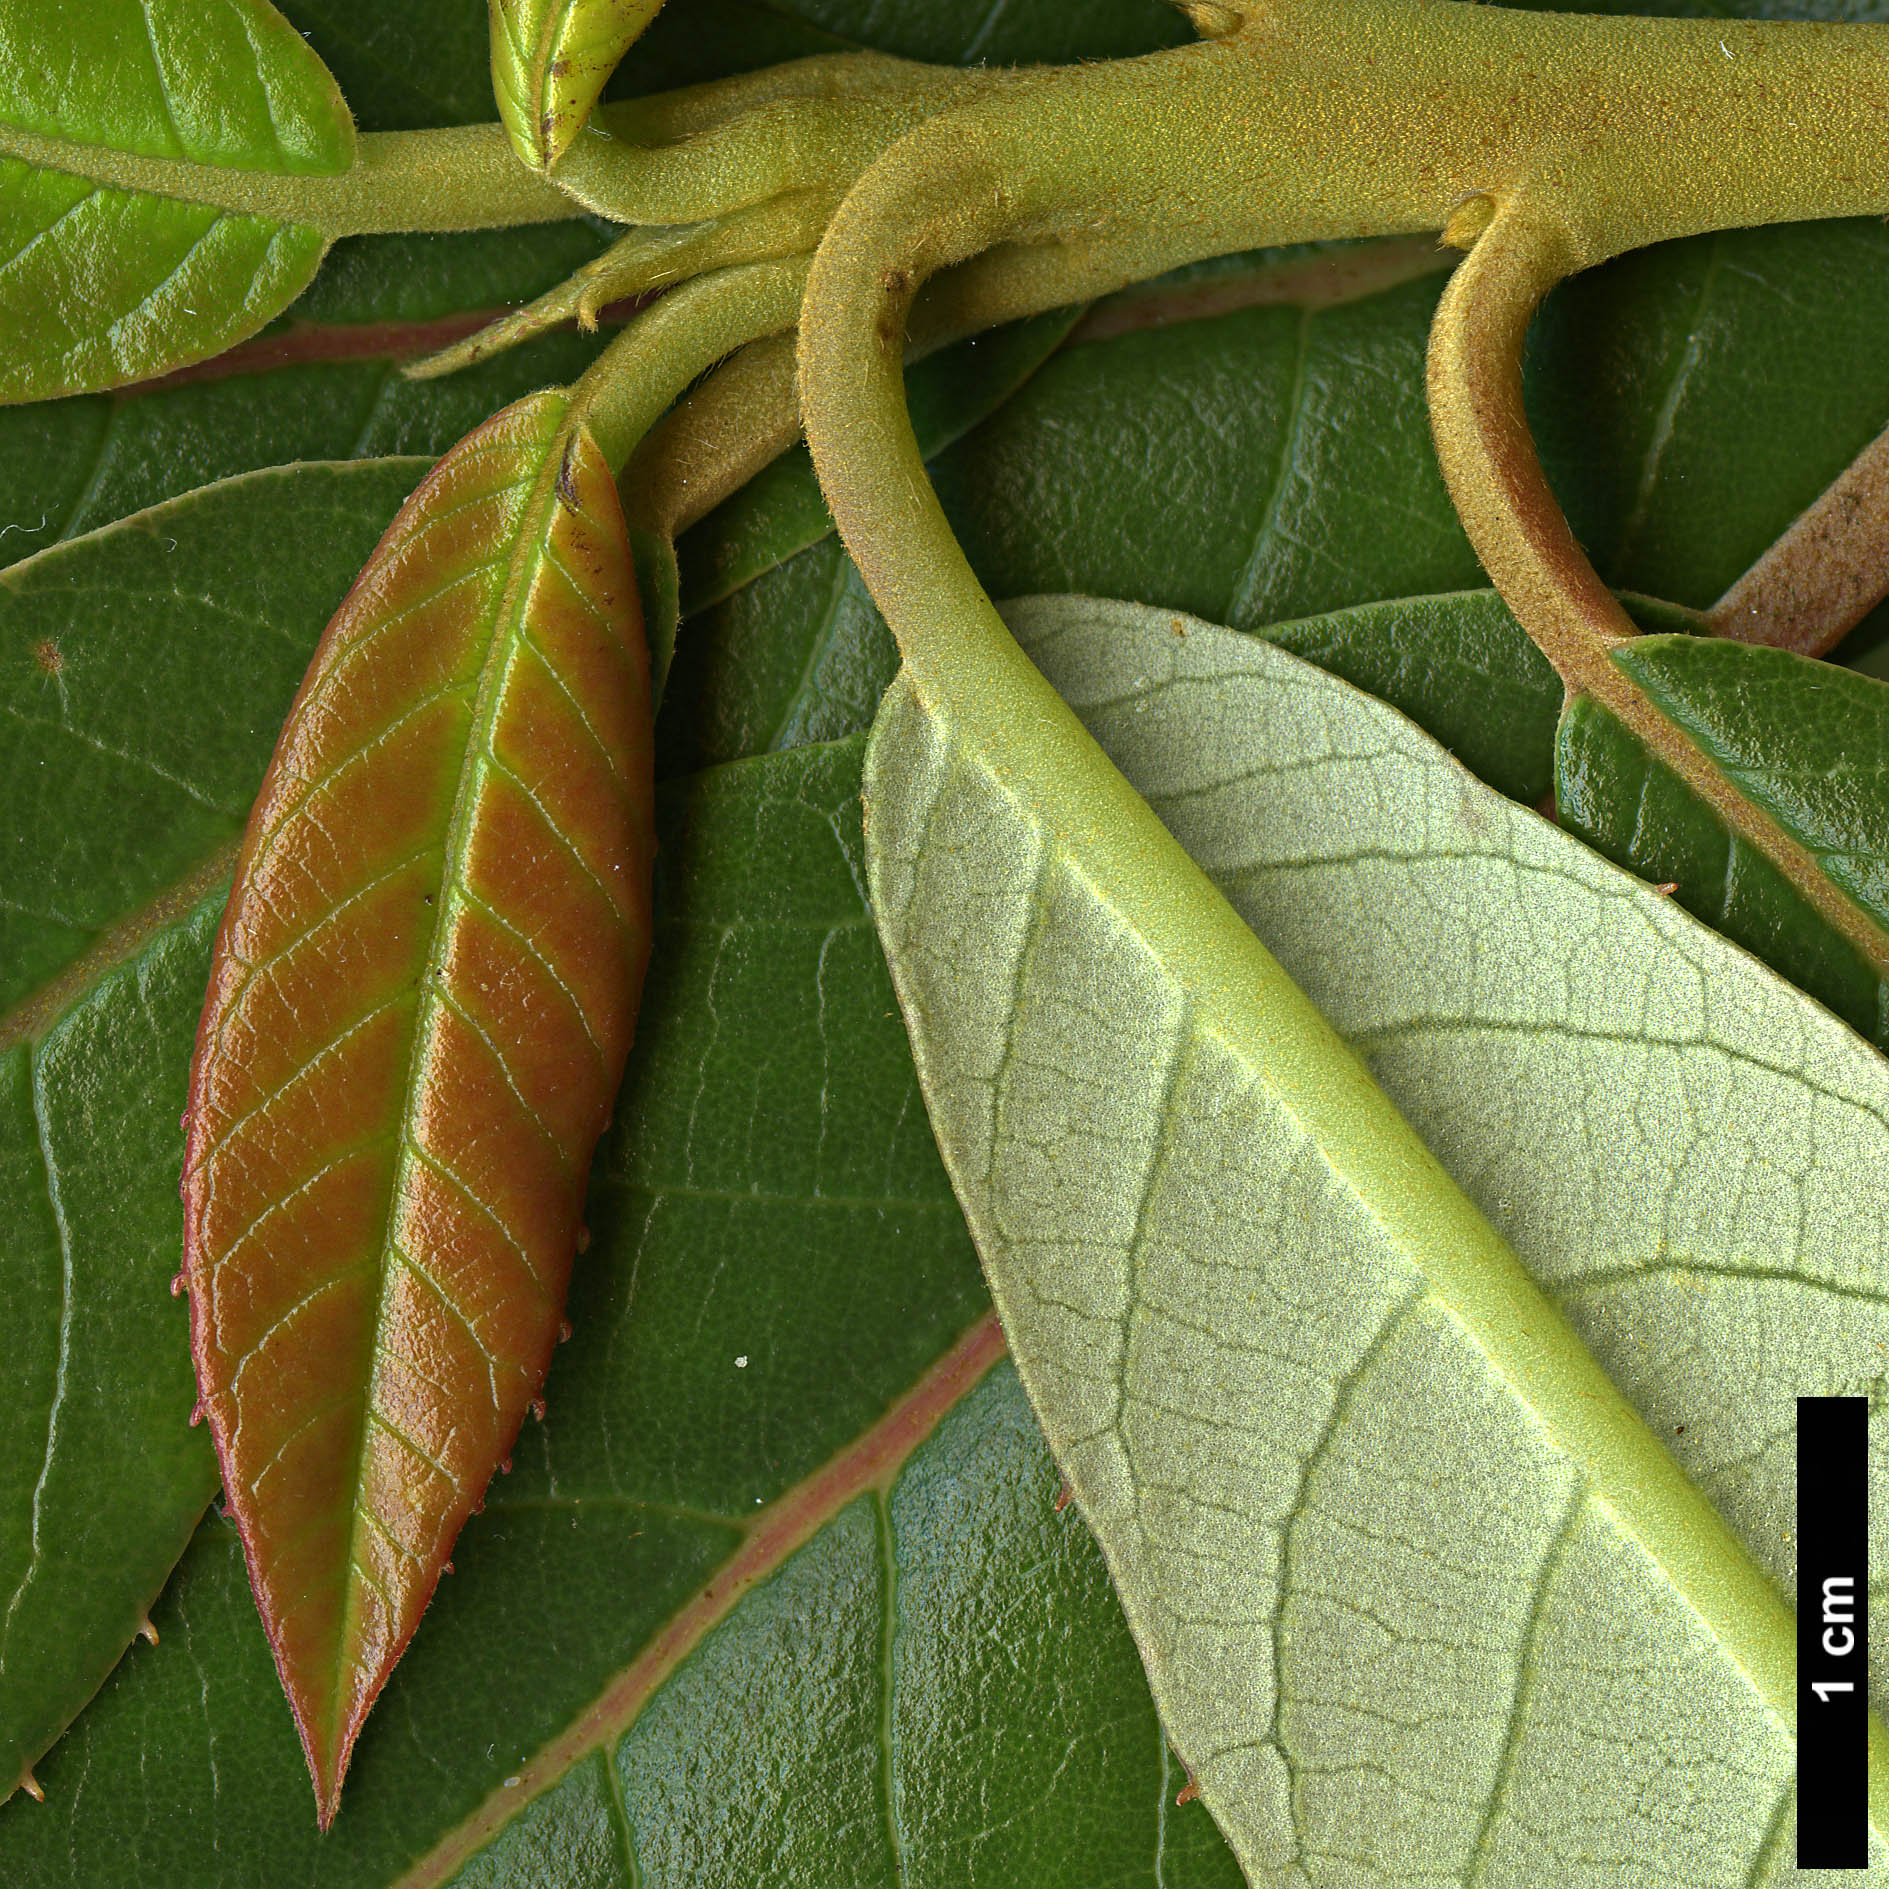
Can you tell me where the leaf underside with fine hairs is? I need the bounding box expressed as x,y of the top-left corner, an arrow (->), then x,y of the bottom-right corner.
867,596 -> 1889,1878
490,0 -> 664,171
181,391 -> 654,1824
0,0 -> 354,402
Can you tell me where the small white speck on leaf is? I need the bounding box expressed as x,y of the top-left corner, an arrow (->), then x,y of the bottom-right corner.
735,1354 -> 748,1368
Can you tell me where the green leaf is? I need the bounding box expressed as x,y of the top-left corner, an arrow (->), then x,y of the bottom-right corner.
0,731 -> 1244,1884
490,0 -> 665,171
0,0 -> 352,170
0,0 -> 356,400
1617,636 -> 1889,921
933,260 -> 1480,631
0,459 -> 427,1802
0,224 -> 618,561
0,460 -> 427,1010
866,594 -> 1889,1875
278,0 -> 500,132
1559,642 -> 1889,1050
0,904 -> 220,1810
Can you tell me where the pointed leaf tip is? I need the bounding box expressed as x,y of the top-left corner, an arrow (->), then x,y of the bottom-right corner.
489,0 -> 666,170
181,391 -> 655,1821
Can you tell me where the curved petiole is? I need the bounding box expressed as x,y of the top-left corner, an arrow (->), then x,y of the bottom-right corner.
1428,203 -> 1889,985
1426,200 -> 1632,691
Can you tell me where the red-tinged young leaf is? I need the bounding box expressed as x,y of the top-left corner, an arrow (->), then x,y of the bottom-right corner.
179,389 -> 655,1827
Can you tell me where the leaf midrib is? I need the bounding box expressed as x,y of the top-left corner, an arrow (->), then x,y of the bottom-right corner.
914,632 -> 1805,1745
324,398 -> 577,1751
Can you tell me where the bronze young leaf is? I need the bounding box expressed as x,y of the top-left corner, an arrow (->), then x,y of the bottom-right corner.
179,391 -> 655,1825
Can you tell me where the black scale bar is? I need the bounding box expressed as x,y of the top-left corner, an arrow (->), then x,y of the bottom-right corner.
1799,1394 -> 1869,1868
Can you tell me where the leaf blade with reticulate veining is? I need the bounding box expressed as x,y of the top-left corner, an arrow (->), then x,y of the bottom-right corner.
0,0 -> 354,402
865,593 -> 1889,1878
180,391 -> 655,1824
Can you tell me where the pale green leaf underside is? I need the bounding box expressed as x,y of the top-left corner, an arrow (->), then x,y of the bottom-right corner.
865,595 -> 1889,1883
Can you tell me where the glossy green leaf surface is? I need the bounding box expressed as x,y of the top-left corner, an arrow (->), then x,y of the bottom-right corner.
867,595 -> 1889,1876
182,392 -> 653,1822
0,0 -> 355,401
0,460 -> 426,1802
0,242 -> 1056,587
0,0 -> 352,170
1617,635 -> 1889,921
0,462 -> 427,1013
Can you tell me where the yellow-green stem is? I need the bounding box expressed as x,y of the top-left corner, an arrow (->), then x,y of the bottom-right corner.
571,257 -> 810,472
0,123 -> 577,237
